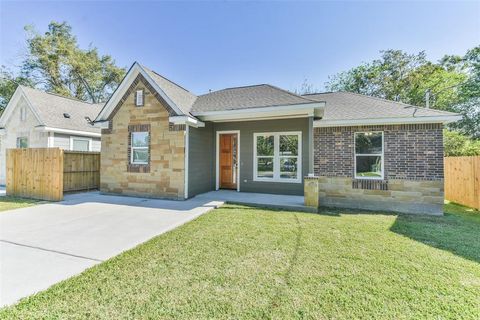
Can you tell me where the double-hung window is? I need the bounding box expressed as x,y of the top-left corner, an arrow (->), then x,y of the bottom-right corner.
130,132 -> 149,164
254,132 -> 301,183
16,137 -> 28,148
354,132 -> 384,179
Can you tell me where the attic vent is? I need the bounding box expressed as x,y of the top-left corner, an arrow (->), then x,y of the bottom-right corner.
63,113 -> 71,118
135,90 -> 144,106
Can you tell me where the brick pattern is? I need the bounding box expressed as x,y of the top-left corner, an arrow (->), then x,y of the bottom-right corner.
127,124 -> 151,173
314,123 -> 444,181
317,176 -> 444,215
100,79 -> 185,200
103,73 -> 178,134
169,123 -> 186,131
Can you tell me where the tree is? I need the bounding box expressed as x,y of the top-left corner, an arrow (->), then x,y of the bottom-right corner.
326,50 -> 431,102
0,67 -> 34,110
404,62 -> 466,111
444,129 -> 480,156
294,78 -> 319,95
447,46 -> 480,138
326,47 -> 480,138
0,21 -> 125,110
21,22 -> 125,103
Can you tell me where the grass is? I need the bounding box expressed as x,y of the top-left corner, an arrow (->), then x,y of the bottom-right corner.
0,196 -> 39,212
1,202 -> 479,319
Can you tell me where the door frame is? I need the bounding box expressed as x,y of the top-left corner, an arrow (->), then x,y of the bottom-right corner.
216,130 -> 240,192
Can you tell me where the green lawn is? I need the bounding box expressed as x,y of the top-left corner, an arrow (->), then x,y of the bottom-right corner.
0,196 -> 39,212
1,202 -> 479,319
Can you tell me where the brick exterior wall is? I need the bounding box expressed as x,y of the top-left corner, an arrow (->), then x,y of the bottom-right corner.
312,123 -> 445,215
314,123 -> 444,180
100,79 -> 185,199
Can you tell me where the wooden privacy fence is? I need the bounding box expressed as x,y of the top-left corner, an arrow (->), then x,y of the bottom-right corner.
444,156 -> 480,210
6,148 -> 100,201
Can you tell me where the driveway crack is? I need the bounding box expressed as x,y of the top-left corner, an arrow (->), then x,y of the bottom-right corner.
0,240 -> 103,262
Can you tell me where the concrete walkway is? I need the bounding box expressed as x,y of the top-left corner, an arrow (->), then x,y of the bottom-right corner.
196,190 -> 314,213
0,192 -> 223,306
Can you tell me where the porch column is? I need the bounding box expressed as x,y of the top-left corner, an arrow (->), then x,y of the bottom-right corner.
304,176 -> 320,208
308,117 -> 314,173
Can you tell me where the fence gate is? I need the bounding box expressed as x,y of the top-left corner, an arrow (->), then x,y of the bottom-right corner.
6,148 -> 100,201
444,156 -> 480,210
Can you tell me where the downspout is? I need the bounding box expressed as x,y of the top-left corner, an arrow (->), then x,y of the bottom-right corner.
47,132 -> 54,147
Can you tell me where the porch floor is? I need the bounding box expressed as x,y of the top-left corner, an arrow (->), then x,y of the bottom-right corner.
194,190 -> 317,213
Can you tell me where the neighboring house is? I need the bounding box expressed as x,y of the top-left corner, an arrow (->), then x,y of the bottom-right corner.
94,62 -> 461,214
0,86 -> 102,185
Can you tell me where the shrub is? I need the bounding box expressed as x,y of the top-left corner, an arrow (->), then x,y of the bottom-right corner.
444,130 -> 480,156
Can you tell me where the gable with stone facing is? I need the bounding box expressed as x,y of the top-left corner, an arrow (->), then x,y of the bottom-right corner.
95,62 -> 461,215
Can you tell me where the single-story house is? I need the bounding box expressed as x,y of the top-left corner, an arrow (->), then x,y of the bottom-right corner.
94,62 -> 461,215
0,86 -> 102,185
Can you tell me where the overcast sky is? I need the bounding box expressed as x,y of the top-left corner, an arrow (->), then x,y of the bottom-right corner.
1,1 -> 479,94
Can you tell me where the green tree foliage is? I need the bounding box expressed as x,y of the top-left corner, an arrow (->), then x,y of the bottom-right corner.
0,21 -> 125,110
326,47 -> 480,139
448,47 -> 480,138
0,67 -> 34,111
22,22 -> 125,103
444,130 -> 480,156
326,49 -> 467,110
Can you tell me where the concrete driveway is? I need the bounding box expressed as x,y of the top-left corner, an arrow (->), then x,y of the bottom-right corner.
0,192 -> 223,306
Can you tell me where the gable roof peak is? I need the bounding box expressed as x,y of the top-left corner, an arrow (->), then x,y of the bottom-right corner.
138,64 -> 195,95
0,85 -> 101,133
19,85 -> 101,105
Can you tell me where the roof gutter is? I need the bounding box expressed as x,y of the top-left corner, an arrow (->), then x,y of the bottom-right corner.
169,115 -> 205,128
34,126 -> 101,137
313,114 -> 463,127
192,102 -> 325,122
93,116 -> 205,129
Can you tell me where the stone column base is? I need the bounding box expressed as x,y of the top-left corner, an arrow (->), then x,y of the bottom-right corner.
304,176 -> 320,208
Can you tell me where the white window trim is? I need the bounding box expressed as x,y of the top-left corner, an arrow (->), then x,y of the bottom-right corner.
16,136 -> 28,148
253,131 -> 302,183
130,131 -> 149,165
215,130 -> 241,192
135,89 -> 144,106
354,131 -> 384,180
69,136 -> 92,151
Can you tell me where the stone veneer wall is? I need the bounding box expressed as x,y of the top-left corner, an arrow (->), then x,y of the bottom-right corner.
100,76 -> 185,199
313,124 -> 444,215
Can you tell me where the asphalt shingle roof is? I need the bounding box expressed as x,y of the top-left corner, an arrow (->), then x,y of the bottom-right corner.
21,86 -> 102,133
303,92 -> 458,121
191,84 -> 318,113
141,65 -> 197,115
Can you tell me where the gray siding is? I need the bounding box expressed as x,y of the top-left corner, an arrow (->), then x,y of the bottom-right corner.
53,133 -> 70,149
214,118 -> 312,195
188,122 -> 215,197
91,138 -> 101,151
53,133 -> 101,151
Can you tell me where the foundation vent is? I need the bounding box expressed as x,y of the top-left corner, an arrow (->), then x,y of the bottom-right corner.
352,179 -> 388,190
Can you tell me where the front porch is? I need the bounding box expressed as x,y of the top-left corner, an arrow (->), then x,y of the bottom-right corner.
195,190 -> 316,213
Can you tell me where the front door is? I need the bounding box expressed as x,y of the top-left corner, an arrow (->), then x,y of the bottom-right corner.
219,133 -> 238,189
